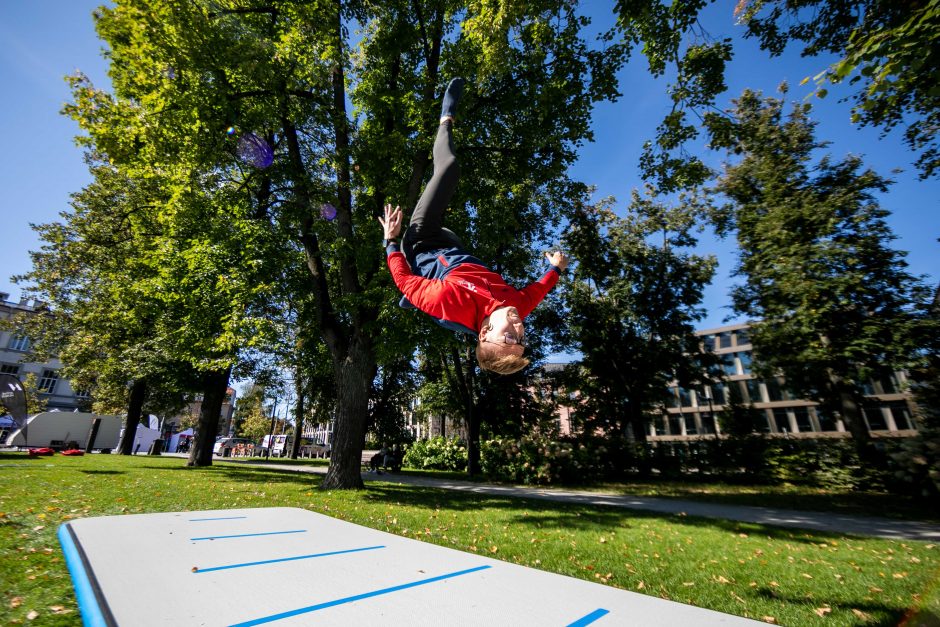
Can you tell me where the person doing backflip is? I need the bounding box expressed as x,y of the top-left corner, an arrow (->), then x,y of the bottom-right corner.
379,78 -> 569,375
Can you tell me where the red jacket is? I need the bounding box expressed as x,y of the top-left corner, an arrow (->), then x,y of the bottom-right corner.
387,251 -> 560,335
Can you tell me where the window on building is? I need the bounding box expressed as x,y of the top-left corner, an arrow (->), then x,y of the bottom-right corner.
756,411 -> 772,433
38,369 -> 59,394
699,412 -> 716,435
718,332 -> 733,349
886,401 -> 915,430
75,388 -> 92,400
745,379 -> 764,403
668,414 -> 682,436
683,414 -> 697,435
793,407 -> 813,433
862,403 -> 888,431
709,384 -> 726,405
654,416 -> 668,436
861,380 -> 876,396
677,387 -> 692,407
737,351 -> 753,375
814,408 -> 838,431
765,378 -> 794,402
735,328 -> 750,346
664,388 -> 679,408
880,373 -> 903,394
8,335 -> 30,351
0,363 -> 20,375
701,335 -> 716,352
721,353 -> 737,376
772,408 -> 791,433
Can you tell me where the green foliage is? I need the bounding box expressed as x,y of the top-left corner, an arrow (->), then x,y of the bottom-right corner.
712,89 -> 937,443
480,434 -> 606,485
403,436 -> 467,471
739,0 -> 940,179
562,190 -> 717,441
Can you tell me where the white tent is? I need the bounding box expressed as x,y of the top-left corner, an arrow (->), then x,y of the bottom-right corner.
4,412 -> 122,449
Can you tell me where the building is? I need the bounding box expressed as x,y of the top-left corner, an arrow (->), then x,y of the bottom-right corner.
163,387 -> 237,438
0,293 -> 87,414
657,322 -> 918,440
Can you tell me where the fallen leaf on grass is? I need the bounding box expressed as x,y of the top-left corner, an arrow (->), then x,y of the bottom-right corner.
852,609 -> 872,621
814,607 -> 831,617
26,611 -> 38,620
892,572 -> 907,579
714,575 -> 732,584
9,597 -> 22,609
869,586 -> 883,593
49,606 -> 71,614
802,573 -> 814,579
762,616 -> 777,624
636,581 -> 645,590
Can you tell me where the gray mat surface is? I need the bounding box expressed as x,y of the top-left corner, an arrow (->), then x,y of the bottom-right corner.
60,507 -> 762,626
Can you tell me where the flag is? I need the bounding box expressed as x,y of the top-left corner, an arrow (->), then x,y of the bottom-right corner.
0,374 -> 28,429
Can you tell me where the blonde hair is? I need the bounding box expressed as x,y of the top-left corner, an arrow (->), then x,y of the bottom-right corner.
476,341 -> 530,375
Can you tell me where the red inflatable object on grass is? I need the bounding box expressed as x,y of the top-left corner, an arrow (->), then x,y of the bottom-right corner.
28,448 -> 55,456
61,449 -> 85,456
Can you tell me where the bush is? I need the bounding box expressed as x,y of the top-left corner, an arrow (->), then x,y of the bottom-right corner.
402,436 -> 467,471
480,434 -> 609,485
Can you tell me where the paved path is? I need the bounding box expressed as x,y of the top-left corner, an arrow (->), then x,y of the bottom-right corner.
206,456 -> 940,543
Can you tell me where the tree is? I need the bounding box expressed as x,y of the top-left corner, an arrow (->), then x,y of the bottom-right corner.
736,0 -> 940,179
613,0 -> 940,199
72,0 -> 625,487
713,88 -> 937,453
563,191 -> 717,448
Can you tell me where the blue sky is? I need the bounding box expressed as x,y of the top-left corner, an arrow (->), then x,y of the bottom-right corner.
1,2 -> 936,333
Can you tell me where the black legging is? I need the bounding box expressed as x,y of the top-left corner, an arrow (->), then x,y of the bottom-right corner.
403,121 -> 463,254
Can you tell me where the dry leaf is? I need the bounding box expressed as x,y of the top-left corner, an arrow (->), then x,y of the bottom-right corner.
682,582 -> 695,587
715,575 -> 732,584
802,573 -> 814,579
814,607 -> 831,617
26,610 -> 39,620
852,609 -> 872,621
636,581 -> 646,590
769,581 -> 780,588
762,616 -> 777,624
9,597 -> 23,609
489,545 -> 498,554
892,572 -> 907,579
869,586 -> 883,593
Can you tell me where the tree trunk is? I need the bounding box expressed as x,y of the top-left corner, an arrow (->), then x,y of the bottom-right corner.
117,378 -> 147,455
187,367 -> 231,467
321,339 -> 376,489
290,377 -> 305,460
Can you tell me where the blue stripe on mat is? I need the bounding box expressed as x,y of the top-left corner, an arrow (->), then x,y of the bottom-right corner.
566,608 -> 610,626
228,565 -> 492,627
194,545 -> 385,573
57,524 -> 108,627
191,530 -> 306,541
189,516 -> 248,522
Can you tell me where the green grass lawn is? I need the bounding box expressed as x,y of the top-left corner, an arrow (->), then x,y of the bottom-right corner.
2,452 -> 938,626
230,456 -> 940,523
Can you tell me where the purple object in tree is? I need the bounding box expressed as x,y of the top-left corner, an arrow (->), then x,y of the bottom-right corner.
236,132 -> 274,169
320,203 -> 337,221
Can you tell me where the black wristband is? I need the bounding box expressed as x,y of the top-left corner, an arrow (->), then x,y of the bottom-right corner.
384,238 -> 398,249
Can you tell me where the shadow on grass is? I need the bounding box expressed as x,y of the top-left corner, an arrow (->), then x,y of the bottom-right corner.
752,586 -> 918,626
355,482 -> 859,543
80,470 -> 125,476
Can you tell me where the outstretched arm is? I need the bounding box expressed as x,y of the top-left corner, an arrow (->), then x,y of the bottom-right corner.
515,251 -> 570,317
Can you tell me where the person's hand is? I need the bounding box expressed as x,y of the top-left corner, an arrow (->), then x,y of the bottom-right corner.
378,203 -> 403,240
546,250 -> 569,271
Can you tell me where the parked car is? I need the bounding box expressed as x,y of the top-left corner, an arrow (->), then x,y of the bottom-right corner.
213,437 -> 252,457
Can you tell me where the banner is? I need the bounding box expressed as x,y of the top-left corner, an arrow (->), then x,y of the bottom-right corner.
0,374 -> 28,429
